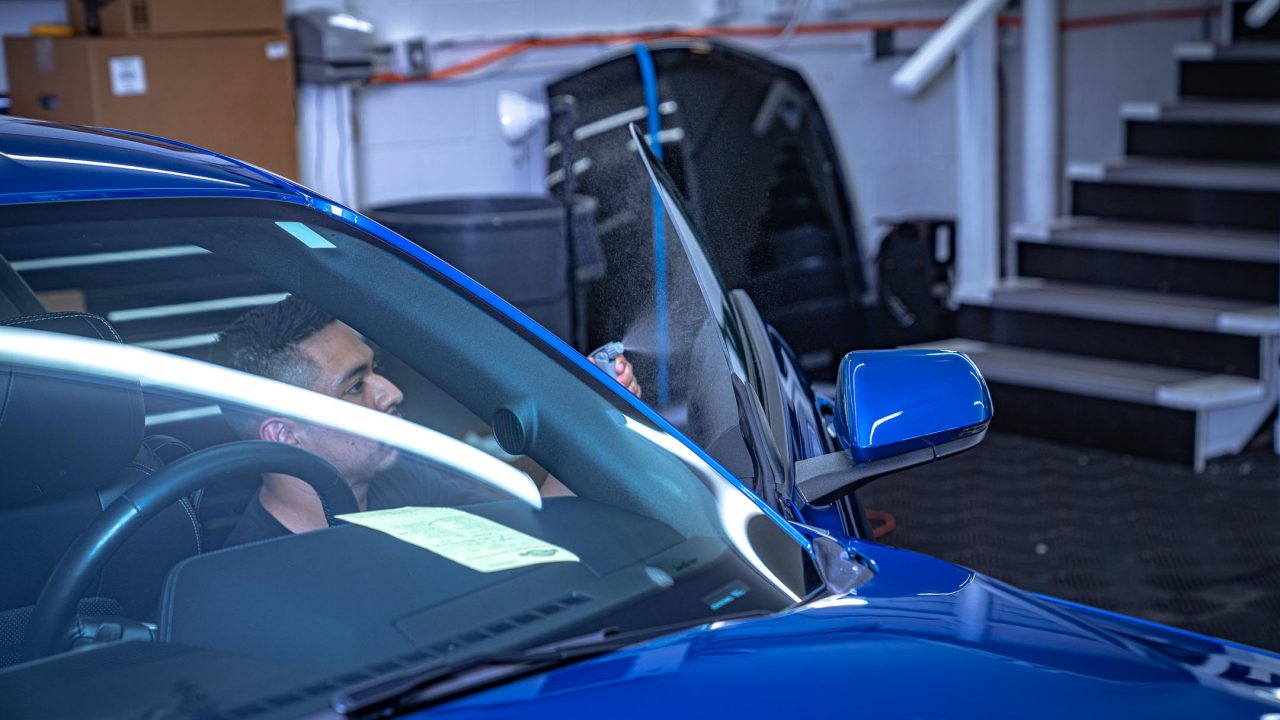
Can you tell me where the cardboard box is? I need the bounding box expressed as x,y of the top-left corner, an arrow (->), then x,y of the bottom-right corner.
5,33 -> 298,178
67,0 -> 285,37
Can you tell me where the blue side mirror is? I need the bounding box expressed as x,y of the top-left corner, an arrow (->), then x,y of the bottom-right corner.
795,349 -> 993,506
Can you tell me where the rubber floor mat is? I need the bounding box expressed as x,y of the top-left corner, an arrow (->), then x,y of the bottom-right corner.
858,431 -> 1280,652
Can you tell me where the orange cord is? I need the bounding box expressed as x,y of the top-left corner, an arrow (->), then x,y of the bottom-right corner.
369,5 -> 1220,85
868,510 -> 896,540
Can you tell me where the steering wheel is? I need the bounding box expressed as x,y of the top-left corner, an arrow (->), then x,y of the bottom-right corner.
21,441 -> 359,662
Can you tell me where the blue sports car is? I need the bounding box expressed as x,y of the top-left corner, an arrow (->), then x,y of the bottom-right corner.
0,117 -> 1277,719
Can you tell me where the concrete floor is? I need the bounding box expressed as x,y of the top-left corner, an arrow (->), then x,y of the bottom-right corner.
858,429 -> 1280,652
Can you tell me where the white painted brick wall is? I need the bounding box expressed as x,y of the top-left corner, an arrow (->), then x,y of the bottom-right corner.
2,0 -> 1218,261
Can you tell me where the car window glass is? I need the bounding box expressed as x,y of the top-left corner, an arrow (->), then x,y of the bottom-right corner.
0,198 -> 815,704
0,208 -> 557,547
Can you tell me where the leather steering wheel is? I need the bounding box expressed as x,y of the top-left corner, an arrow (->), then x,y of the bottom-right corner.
22,441 -> 359,662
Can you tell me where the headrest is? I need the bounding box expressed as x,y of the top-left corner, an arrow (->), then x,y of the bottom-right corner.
0,313 -> 144,507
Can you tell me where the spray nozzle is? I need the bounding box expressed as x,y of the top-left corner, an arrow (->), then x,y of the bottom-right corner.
588,341 -> 626,378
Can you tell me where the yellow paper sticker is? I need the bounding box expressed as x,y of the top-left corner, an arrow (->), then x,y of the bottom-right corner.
335,506 -> 579,573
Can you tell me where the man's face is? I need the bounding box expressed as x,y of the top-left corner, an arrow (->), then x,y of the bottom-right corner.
282,321 -> 405,483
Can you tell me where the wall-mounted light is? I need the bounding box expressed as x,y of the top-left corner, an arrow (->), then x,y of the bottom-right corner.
497,90 -> 549,144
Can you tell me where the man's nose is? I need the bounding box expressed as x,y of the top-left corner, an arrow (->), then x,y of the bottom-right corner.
371,374 -> 404,413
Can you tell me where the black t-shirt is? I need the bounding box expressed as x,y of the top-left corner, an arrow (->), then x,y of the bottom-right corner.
221,463 -> 505,548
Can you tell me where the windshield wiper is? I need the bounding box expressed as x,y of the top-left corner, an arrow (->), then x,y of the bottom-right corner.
332,609 -> 773,718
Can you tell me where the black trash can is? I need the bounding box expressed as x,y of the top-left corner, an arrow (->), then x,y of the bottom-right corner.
367,196 -> 603,348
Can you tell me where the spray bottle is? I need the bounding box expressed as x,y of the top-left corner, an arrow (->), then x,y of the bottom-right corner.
588,341 -> 626,379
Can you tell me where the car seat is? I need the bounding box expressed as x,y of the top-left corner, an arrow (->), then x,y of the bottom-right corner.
0,312 -> 202,667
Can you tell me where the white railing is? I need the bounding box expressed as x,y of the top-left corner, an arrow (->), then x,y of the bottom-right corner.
891,0 -> 1060,304
1245,0 -> 1280,28
890,0 -> 1007,96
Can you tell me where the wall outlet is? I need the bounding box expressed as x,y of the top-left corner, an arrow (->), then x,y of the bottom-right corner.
766,0 -> 801,20
706,0 -> 741,22
821,0 -> 857,16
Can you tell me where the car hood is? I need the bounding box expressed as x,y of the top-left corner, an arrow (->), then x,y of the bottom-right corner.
419,542 -> 1280,719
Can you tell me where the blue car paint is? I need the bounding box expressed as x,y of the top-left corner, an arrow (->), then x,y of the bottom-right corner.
423,542 -> 1280,719
5,117 -> 1279,718
835,349 -> 993,463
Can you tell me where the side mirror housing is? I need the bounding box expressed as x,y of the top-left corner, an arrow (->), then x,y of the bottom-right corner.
795,349 -> 992,506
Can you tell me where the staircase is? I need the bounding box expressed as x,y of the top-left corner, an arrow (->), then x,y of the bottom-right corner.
917,24 -> 1280,470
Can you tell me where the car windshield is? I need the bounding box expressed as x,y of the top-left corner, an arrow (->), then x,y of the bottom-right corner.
0,194 -> 816,717
590,143 -> 764,483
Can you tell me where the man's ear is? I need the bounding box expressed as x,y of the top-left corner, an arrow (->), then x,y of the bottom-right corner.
259,417 -> 301,445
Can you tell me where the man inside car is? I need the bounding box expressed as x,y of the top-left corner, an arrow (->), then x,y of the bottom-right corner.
214,296 -> 641,547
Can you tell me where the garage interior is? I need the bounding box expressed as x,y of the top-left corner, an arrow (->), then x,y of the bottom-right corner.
1,0 -> 1277,652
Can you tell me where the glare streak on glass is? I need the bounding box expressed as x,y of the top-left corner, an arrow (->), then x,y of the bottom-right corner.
0,153 -> 250,187
144,405 -> 222,427
544,101 -> 678,157
621,415 -> 802,603
107,293 -> 290,322
275,221 -> 338,249
10,246 -> 210,271
544,158 -> 593,187
136,333 -> 220,351
0,327 -> 542,508
624,128 -> 686,151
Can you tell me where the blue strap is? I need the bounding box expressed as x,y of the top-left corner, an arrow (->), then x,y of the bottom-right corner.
635,43 -> 669,406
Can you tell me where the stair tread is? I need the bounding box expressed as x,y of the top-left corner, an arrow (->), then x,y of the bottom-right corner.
1123,100 -> 1280,124
1070,157 -> 1280,192
1176,41 -> 1280,61
1013,218 -> 1279,263
984,280 -> 1280,336
904,339 -> 1268,410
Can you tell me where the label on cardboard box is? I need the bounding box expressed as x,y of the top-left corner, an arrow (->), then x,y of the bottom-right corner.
35,38 -> 55,74
265,41 -> 289,61
108,56 -> 148,96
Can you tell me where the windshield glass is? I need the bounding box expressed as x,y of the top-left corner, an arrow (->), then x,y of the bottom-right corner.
0,196 -> 813,717
583,137 -> 763,480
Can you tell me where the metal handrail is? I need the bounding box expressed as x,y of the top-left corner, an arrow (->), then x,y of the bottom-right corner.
891,0 -> 1008,96
1245,0 -> 1280,28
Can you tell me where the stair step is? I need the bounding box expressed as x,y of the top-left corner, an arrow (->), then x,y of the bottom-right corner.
960,281 -> 1272,378
1175,41 -> 1280,61
1070,159 -> 1280,231
1013,220 -> 1279,302
1013,219 -> 1279,263
1178,46 -> 1280,100
958,303 -> 1264,380
1122,100 -> 1280,124
1126,118 -> 1280,164
904,339 -> 1273,467
909,339 -> 1267,410
987,280 -> 1280,336
1069,158 -> 1280,191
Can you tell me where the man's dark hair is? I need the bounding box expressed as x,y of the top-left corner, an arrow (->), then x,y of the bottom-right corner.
213,296 -> 336,437
215,296 -> 336,386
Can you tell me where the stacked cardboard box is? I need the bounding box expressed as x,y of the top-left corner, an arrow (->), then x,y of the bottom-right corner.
5,0 -> 297,177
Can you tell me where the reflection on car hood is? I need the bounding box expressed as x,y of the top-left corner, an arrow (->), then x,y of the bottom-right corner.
425,542 -> 1280,719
